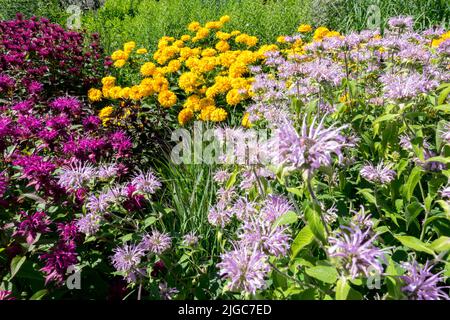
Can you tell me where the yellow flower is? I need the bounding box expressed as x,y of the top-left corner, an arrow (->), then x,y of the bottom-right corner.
205,21 -> 223,30
229,62 -> 248,78
108,86 -> 122,100
179,72 -> 203,93
209,108 -> 227,122
184,95 -> 201,111
120,87 -> 131,99
99,106 -> 114,119
219,15 -> 230,24
226,88 -> 243,105
235,34 -> 258,47
136,48 -> 148,54
129,85 -> 143,101
277,36 -> 287,43
216,31 -> 232,41
178,108 -> 194,125
123,41 -> 136,53
194,28 -> 210,41
153,76 -> 169,92
113,59 -> 126,68
188,21 -> 201,32
298,24 -> 312,33
158,90 -> 177,108
230,30 -> 241,36
241,112 -> 252,128
88,88 -> 102,102
198,105 -> 216,121
101,76 -> 116,88
166,59 -> 182,73
140,62 -> 156,77
201,48 -> 217,57
180,35 -> 191,41
313,26 -> 330,41
215,40 -> 230,52
111,50 -> 128,61
325,30 -> 341,38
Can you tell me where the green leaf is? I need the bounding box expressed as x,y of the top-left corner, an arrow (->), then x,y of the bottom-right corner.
274,210 -> 298,227
429,236 -> 450,253
305,205 -> 326,244
30,289 -> 48,300
290,225 -> 314,258
403,166 -> 423,201
143,216 -> 157,228
10,255 -> 26,279
394,235 -> 435,255
226,169 -> 239,189
356,188 -> 376,205
305,265 -> 338,284
373,113 -> 399,124
425,156 -> 450,164
286,187 -> 302,197
335,277 -> 350,300
435,104 -> 450,113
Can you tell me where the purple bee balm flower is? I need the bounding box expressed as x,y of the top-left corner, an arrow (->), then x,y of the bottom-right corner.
440,123 -> 450,144
401,260 -> 449,300
97,163 -> 119,179
216,186 -> 236,203
182,232 -> 199,247
0,74 -> 15,91
260,194 -> 292,223
12,100 -> 33,113
380,72 -> 438,100
85,193 -> 111,213
122,184 -> 147,212
213,169 -> 230,184
232,197 -> 257,221
239,216 -> 291,257
27,80 -> 43,94
350,206 -> 374,230
269,117 -> 351,173
49,96 -> 81,114
0,290 -> 14,300
159,282 -> 179,300
13,155 -> 55,190
111,243 -> 146,283
76,212 -> 102,236
57,222 -> 79,242
441,185 -> 450,199
217,243 -> 270,295
0,171 -> 7,198
360,162 -> 396,184
57,161 -> 96,191
388,16 -> 414,31
328,226 -> 386,279
0,117 -> 11,138
131,170 -> 162,195
39,240 -> 78,285
140,230 -> 172,254
208,201 -> 233,228
110,131 -> 132,156
13,211 -> 51,245
82,115 -> 101,131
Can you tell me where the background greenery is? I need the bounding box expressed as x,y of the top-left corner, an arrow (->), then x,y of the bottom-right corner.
1,0 -> 448,54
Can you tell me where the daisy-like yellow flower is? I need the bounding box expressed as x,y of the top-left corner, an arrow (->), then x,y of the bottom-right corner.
108,86 -> 122,100
215,40 -> 230,52
298,24 -> 312,33
178,108 -> 194,125
111,50 -> 129,61
277,36 -> 287,43
226,88 -> 243,105
101,76 -> 116,88
99,106 -> 114,119
140,62 -> 156,77
129,85 -> 143,101
313,26 -> 330,41
123,41 -> 136,53
136,48 -> 148,54
158,90 -> 177,108
180,34 -> 191,41
188,21 -> 201,32
209,107 -> 227,122
219,15 -> 230,24
241,112 -> 252,128
114,59 -> 126,68
88,88 -> 102,102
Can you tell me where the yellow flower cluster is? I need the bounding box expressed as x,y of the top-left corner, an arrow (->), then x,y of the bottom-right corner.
432,30 -> 450,47
89,16 -> 272,127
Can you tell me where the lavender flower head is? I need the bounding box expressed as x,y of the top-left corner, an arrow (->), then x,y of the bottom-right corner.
401,260 -> 449,300
182,232 -> 199,247
131,170 -> 162,195
57,161 -> 96,191
159,282 -> 179,300
76,212 -> 103,236
269,117 -> 351,173
111,243 -> 146,283
328,226 -> 386,279
140,230 -> 172,254
260,194 -> 292,223
360,162 -> 396,184
217,244 -> 270,295
208,202 -> 233,228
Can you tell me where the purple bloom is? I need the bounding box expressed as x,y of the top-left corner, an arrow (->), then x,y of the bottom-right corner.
39,241 -> 78,285
182,232 -> 199,247
159,282 -> 179,300
388,16 -> 414,31
57,161 -> 96,191
441,185 -> 450,199
232,197 -> 257,221
85,194 -> 111,213
110,131 -> 132,156
140,231 -> 172,254
0,290 -> 14,300
82,115 -> 101,131
328,226 -> 386,279
0,171 -> 7,198
76,212 -> 103,236
208,202 -> 233,228
13,211 -> 51,245
111,243 -> 146,283
260,194 -> 292,223
381,72 -> 438,100
57,222 -> 79,242
97,163 -> 119,179
269,117 -> 350,173
217,244 -> 270,295
360,162 -> 396,184
401,260 -> 449,300
131,170 -> 162,195
49,96 -> 81,114
213,169 -> 230,184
